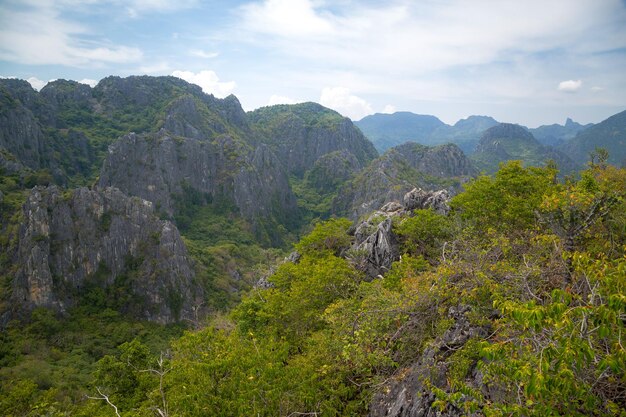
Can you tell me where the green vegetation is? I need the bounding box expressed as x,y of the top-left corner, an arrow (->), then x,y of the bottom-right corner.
2,155 -> 625,416
249,102 -> 345,134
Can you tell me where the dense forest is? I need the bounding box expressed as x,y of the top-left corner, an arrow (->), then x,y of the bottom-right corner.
0,76 -> 625,416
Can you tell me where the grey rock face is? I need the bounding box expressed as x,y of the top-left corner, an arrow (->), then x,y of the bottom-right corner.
369,305 -> 491,417
12,185 -> 201,323
353,217 -> 399,278
335,143 -> 469,220
350,188 -> 451,279
98,130 -> 297,242
403,188 -> 450,215
0,88 -> 48,170
394,143 -> 477,178
249,102 -> 378,177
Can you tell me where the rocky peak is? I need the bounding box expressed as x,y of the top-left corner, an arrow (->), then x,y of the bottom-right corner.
12,185 -> 201,323
249,102 -> 378,177
40,79 -> 94,110
351,188 -> 451,279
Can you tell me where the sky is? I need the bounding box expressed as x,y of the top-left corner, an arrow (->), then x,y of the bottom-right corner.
1,0 -> 625,127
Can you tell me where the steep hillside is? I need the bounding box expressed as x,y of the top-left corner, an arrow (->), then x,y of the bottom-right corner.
334,142 -> 475,218
472,123 -> 579,173
98,130 -> 298,245
530,117 -> 592,147
10,185 -> 201,323
249,102 -> 378,219
249,102 -> 378,176
561,109 -> 626,166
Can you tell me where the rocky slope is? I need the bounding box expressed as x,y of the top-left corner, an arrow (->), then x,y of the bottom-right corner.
351,187 -> 450,279
11,185 -> 201,323
334,142 -> 474,219
368,305 -> 492,417
249,102 -> 378,177
97,129 -> 298,244
471,123 -> 579,173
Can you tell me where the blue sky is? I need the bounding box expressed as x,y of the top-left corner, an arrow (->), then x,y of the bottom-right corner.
1,0 -> 625,127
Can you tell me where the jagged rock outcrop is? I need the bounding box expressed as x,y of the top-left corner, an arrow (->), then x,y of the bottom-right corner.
394,143 -> 477,179
0,82 -> 49,170
403,188 -> 450,215
0,79 -> 96,182
98,130 -> 298,243
12,185 -> 201,323
335,143 -> 472,219
249,102 -> 378,177
351,188 -> 450,278
369,305 -> 492,417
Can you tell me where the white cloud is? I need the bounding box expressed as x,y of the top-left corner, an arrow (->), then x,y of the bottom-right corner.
27,77 -> 48,91
78,78 -> 98,87
239,0 -> 333,37
558,79 -> 583,92
171,70 -> 236,98
268,94 -> 299,105
590,86 -> 604,93
190,49 -> 219,59
0,2 -> 143,67
382,104 -> 396,114
319,87 -> 373,120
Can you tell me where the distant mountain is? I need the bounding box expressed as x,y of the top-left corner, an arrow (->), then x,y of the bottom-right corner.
334,142 -> 475,219
560,110 -> 626,166
530,118 -> 593,147
471,123 -> 579,173
432,115 -> 499,153
355,112 -> 498,153
355,112 -> 446,152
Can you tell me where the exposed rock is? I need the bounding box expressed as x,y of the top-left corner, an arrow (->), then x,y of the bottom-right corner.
349,188 -> 451,279
403,188 -> 450,215
334,143 -> 470,220
353,217 -> 399,279
98,130 -> 298,244
12,185 -> 201,323
369,305 -> 492,417
394,143 -> 477,179
0,83 -> 49,170
249,102 -> 378,177
305,149 -> 362,193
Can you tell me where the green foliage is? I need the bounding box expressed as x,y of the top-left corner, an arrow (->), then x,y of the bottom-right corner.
452,160 -> 556,233
394,208 -> 453,261
295,217 -> 352,256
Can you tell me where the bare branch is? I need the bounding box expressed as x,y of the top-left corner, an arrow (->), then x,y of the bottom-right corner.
87,387 -> 122,417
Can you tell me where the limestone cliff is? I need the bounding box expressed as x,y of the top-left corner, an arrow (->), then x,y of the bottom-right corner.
97,129 -> 298,243
335,142 -> 473,219
249,102 -> 378,177
12,185 -> 201,323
